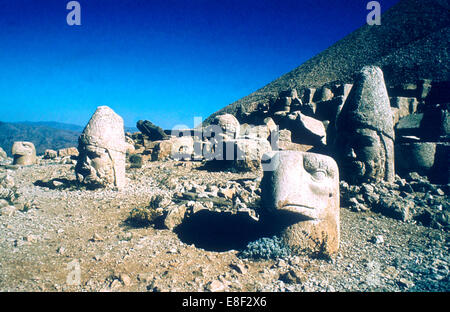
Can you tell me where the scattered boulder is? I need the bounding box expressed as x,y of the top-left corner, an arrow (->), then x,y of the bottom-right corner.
43,149 -> 58,160
313,86 -> 334,102
164,204 -> 188,230
58,147 -> 79,158
12,141 -> 36,166
136,120 -> 169,141
287,112 -> 326,146
75,106 -> 127,189
213,114 -> 240,140
233,138 -> 272,172
170,136 -> 194,160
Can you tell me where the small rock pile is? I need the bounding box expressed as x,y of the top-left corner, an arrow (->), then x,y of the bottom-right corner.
340,172 -> 449,230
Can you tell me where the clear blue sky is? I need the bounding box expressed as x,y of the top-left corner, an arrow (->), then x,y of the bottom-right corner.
0,0 -> 399,129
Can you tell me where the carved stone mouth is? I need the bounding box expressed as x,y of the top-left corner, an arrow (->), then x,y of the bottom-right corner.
280,204 -> 318,220
282,204 -> 315,210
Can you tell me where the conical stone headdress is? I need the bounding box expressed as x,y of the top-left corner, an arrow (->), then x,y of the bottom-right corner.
337,66 -> 394,140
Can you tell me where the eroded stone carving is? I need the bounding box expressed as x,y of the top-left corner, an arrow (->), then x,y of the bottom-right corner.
12,141 -> 36,165
335,66 -> 395,184
75,106 -> 126,189
261,151 -> 340,257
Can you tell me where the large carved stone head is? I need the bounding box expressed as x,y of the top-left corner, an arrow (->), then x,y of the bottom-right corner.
335,66 -> 395,184
261,151 -> 340,256
75,106 -> 126,189
12,141 -> 36,165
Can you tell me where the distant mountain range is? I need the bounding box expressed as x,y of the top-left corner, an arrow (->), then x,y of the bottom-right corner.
0,121 -> 138,156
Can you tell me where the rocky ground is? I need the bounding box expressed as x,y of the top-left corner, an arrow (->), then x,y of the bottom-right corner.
0,159 -> 448,292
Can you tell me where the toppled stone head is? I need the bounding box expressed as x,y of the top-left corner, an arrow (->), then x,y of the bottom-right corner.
12,141 -> 36,165
75,106 -> 126,189
335,66 -> 395,184
261,151 -> 340,257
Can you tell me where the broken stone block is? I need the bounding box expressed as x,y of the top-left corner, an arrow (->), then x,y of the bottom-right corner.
136,120 -> 169,141
43,149 -> 58,160
233,138 -> 272,171
58,147 -> 79,158
213,114 -> 240,140
396,110 -> 447,141
313,86 -> 334,103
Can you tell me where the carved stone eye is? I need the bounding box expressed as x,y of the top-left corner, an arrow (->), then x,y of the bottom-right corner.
310,169 -> 327,181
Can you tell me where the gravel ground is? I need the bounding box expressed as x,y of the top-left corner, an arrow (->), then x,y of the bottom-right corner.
0,159 -> 448,292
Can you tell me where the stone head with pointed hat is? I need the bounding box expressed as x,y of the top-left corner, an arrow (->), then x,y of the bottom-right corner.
335,66 -> 395,184
75,106 -> 126,189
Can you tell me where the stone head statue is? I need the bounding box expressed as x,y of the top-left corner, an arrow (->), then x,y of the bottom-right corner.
12,141 -> 36,165
335,66 -> 394,184
75,106 -> 126,189
261,151 -> 340,257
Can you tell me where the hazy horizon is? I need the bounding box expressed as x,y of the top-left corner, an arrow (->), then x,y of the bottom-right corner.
0,0 -> 399,129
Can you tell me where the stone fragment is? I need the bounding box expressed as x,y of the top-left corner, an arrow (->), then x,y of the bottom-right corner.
75,106 -> 127,189
395,142 -> 437,176
289,112 -> 327,146
375,195 -> 413,222
0,147 -> 7,160
335,66 -> 395,183
136,120 -> 169,141
205,280 -> 225,292
213,114 -> 240,140
164,205 -> 187,230
313,86 -> 334,102
58,147 -> 79,157
396,110 -> 446,141
170,136 -> 194,160
0,205 -> 16,217
302,88 -> 316,104
43,149 -> 58,159
233,138 -> 272,171
390,97 -> 418,124
261,151 -> 340,257
12,141 -> 36,166
242,125 -> 271,140
315,96 -> 345,122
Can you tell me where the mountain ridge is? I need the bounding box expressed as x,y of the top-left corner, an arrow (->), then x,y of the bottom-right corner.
204,0 -> 450,124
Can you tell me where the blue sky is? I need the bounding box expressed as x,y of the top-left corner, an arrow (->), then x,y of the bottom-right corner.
0,0 -> 399,129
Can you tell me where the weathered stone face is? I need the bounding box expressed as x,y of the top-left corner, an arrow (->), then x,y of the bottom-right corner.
214,114 -> 240,140
75,106 -> 126,189
12,141 -> 36,165
261,151 -> 340,256
335,66 -> 395,183
335,128 -> 393,184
